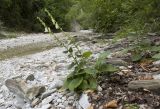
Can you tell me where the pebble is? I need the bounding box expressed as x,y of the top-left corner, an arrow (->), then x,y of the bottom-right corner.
119,66 -> 127,70
63,101 -> 69,106
79,94 -> 91,109
66,92 -> 74,97
66,106 -> 73,109
128,65 -> 133,69
0,99 -> 4,104
49,80 -> 63,89
26,74 -> 35,81
42,95 -> 54,105
153,60 -> 160,66
97,86 -> 103,92
41,88 -> 57,99
40,104 -> 51,109
68,96 -> 74,101
57,104 -> 65,108
62,96 -> 66,101
54,102 -> 59,106
56,99 -> 62,103
31,98 -> 40,107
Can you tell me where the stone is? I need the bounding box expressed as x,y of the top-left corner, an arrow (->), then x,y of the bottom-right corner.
128,66 -> 133,69
0,99 -> 5,105
31,98 -> 40,107
26,86 -> 46,100
79,94 -> 91,109
63,101 -> 69,106
66,92 -> 74,97
153,60 -> 160,66
66,106 -> 74,109
49,80 -> 63,89
68,96 -> 74,101
57,103 -> 65,108
153,74 -> 160,80
128,80 -> 160,94
5,79 -> 28,99
5,78 -> 46,101
0,106 -> 5,109
104,100 -> 118,108
97,86 -> 102,92
106,58 -> 127,66
26,74 -> 35,81
14,95 -> 26,109
41,88 -> 57,99
62,96 -> 67,101
40,104 -> 51,109
56,99 -> 62,103
42,95 -> 54,105
54,102 -> 59,106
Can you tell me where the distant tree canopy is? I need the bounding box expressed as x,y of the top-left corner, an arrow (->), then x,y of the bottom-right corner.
0,0 -> 72,32
0,0 -> 160,34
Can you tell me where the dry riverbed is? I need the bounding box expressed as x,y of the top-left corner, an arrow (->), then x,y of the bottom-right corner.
0,32 -> 160,109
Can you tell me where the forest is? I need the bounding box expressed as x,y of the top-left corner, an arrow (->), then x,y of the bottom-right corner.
0,0 -> 160,109
0,0 -> 160,33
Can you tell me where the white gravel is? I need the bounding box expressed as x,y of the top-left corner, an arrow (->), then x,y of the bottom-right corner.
0,32 -> 106,109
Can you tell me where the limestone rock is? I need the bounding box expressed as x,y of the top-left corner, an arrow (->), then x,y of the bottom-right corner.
153,60 -> 160,66
41,88 -> 57,99
5,78 -> 46,101
42,95 -> 54,105
26,74 -> 35,81
31,98 -> 41,107
40,104 -> 51,109
5,79 -> 28,99
79,94 -> 91,109
128,80 -> 160,94
26,86 -> 46,100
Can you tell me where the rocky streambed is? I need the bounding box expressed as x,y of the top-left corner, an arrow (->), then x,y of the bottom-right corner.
0,32 -> 160,109
0,32 -> 107,109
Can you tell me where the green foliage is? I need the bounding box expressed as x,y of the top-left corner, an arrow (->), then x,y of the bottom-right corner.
1,0 -> 160,34
125,104 -> 139,109
0,0 -> 72,32
131,53 -> 142,62
121,38 -> 160,62
38,10 -> 118,91
68,0 -> 160,34
152,53 -> 160,60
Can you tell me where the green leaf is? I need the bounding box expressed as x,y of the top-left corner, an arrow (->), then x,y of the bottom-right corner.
67,70 -> 85,79
84,68 -> 97,76
68,77 -> 83,91
131,53 -> 142,62
63,78 -> 72,88
98,51 -> 110,59
150,46 -> 160,52
88,78 -> 97,89
152,53 -> 160,59
98,64 -> 118,73
79,80 -> 89,90
82,51 -> 92,58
